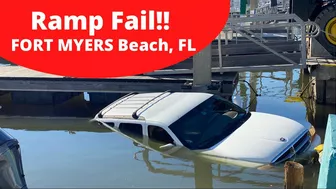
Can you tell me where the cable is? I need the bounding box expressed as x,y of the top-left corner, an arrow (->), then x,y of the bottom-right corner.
236,80 -> 261,110
238,80 -> 261,96
319,28 -> 336,38
299,78 -> 316,98
245,95 -> 258,110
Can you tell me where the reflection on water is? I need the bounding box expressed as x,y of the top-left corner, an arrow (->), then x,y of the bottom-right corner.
0,69 -> 334,188
132,142 -> 286,188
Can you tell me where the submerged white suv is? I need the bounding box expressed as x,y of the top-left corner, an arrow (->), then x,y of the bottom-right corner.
93,91 -> 321,168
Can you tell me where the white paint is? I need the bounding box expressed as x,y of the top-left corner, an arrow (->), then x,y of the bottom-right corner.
200,112 -> 307,163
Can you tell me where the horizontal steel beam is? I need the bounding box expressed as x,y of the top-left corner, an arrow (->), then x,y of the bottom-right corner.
223,23 -> 303,31
146,64 -> 303,75
227,14 -> 304,24
0,77 -> 234,96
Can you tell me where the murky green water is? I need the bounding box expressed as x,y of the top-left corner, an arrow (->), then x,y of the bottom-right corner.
0,69 -> 335,188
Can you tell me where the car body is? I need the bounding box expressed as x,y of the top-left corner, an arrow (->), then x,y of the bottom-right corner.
93,91 -> 321,168
0,128 -> 28,189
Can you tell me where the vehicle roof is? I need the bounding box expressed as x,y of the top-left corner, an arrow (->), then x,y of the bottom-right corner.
99,92 -> 213,126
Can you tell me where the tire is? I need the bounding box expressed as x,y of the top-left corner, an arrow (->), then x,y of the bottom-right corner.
314,4 -> 336,57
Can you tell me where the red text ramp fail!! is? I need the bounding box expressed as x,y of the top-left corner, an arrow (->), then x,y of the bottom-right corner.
0,0 -> 230,78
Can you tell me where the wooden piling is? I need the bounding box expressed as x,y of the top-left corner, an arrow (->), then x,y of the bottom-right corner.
284,161 -> 304,189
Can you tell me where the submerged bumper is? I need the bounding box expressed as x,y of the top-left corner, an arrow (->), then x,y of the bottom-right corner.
288,133 -> 322,165
258,133 -> 322,170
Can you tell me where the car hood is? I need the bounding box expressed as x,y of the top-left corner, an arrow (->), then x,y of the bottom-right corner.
202,112 -> 309,163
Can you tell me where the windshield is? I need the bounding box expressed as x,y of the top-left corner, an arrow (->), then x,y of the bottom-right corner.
168,95 -> 250,150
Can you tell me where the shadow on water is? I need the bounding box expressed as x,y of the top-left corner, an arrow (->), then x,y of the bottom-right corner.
0,117 -> 111,133
0,69 -> 333,188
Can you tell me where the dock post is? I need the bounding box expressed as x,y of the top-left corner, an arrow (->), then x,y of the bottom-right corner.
192,44 -> 212,87
310,64 -> 336,105
317,114 -> 336,189
284,161 -> 304,189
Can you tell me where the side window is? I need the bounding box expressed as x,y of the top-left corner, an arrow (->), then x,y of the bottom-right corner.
119,123 -> 143,139
148,125 -> 174,145
105,122 -> 115,127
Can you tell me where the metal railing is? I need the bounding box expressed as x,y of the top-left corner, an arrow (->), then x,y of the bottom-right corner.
146,13 -> 320,76
216,13 -> 320,72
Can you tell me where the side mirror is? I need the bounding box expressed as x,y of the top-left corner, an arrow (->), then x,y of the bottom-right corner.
159,143 -> 175,150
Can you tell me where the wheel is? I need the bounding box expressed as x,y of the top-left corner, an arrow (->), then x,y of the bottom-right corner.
314,4 -> 336,57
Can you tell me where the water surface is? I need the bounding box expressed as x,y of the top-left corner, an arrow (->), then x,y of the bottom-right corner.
1,69 -> 334,188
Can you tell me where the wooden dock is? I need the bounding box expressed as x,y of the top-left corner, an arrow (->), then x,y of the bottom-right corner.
0,66 -> 238,96
304,58 -> 336,105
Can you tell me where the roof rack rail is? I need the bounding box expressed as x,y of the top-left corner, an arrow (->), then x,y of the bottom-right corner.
132,90 -> 171,119
98,92 -> 138,118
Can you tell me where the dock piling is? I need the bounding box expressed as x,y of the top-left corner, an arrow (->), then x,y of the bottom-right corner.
284,161 -> 304,189
192,43 -> 212,86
